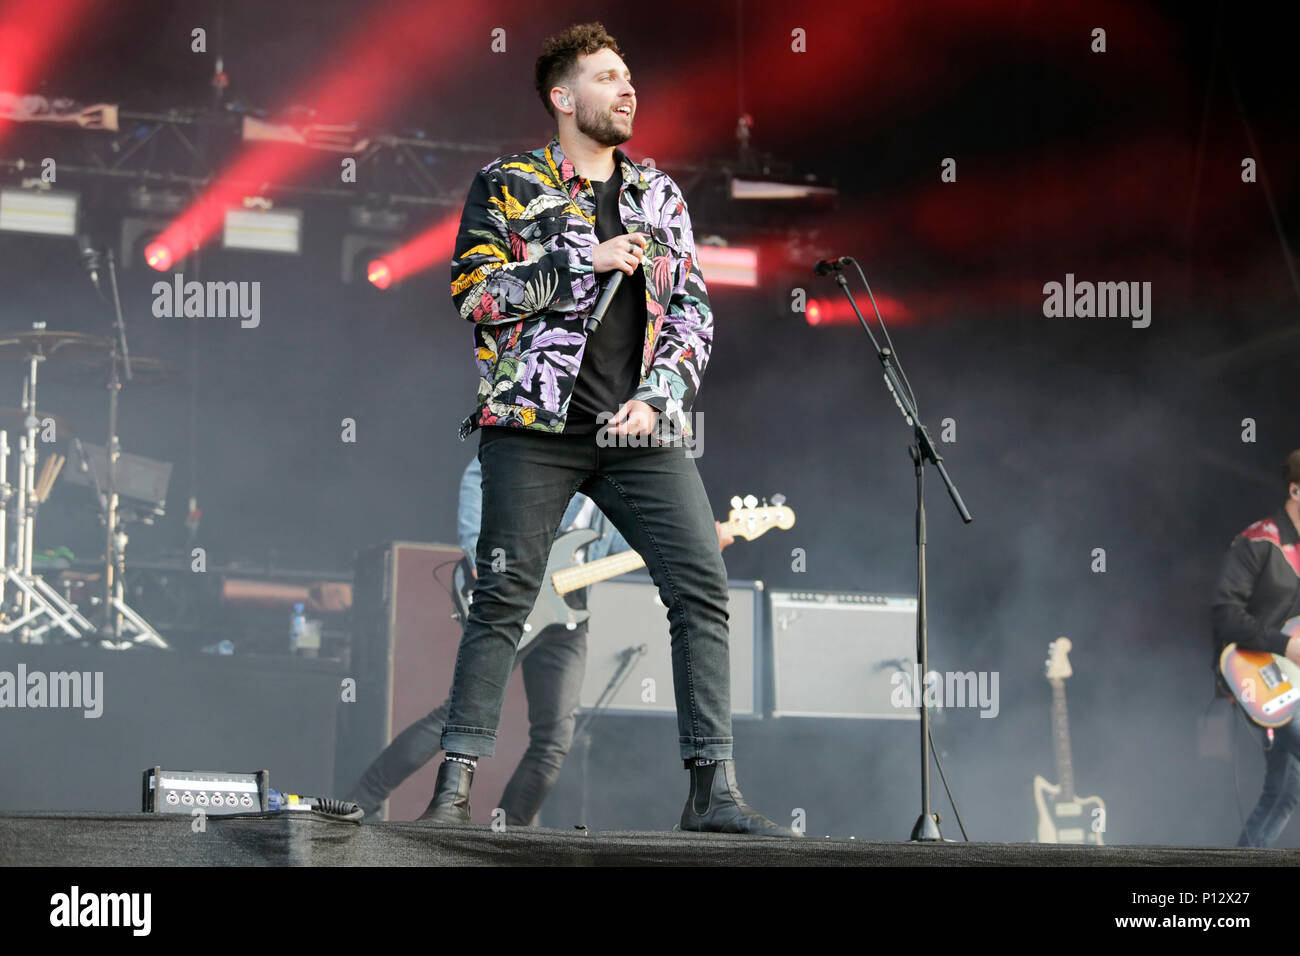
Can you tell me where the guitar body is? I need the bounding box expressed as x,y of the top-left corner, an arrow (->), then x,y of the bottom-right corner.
1032,775 -> 1106,845
1220,642 -> 1300,727
520,529 -> 599,649
453,528 -> 599,657
1033,638 -> 1108,844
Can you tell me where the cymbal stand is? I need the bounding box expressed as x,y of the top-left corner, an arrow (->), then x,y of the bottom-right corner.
0,429 -> 8,609
0,345 -> 94,642
97,247 -> 166,650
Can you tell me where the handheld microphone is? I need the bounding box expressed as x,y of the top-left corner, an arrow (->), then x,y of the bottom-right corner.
585,270 -> 624,333
814,256 -> 852,276
78,236 -> 102,290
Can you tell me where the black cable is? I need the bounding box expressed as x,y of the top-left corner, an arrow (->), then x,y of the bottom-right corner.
1232,704 -> 1244,828
1230,699 -> 1267,831
926,725 -> 968,841
310,797 -> 364,822
430,557 -> 463,601
850,258 -> 920,418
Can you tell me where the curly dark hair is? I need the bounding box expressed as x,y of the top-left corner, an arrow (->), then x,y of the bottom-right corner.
535,22 -> 623,120
1284,449 -> 1300,499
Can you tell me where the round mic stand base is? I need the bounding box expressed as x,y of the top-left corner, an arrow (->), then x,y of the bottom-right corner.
910,812 -> 942,842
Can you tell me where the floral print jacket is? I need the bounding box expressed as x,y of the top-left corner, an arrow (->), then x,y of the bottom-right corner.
451,136 -> 712,441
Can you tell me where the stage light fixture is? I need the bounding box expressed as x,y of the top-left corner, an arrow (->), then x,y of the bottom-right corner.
367,258 -> 392,290
695,242 -> 758,288
143,240 -> 174,271
222,203 -> 302,254
341,205 -> 409,285
805,297 -> 825,326
0,187 -> 78,236
126,185 -> 187,216
729,176 -> 837,202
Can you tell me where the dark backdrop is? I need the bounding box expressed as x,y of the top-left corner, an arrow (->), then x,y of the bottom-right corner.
0,0 -> 1295,844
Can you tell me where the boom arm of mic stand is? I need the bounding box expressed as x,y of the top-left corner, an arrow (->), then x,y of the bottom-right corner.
831,272 -> 972,524
105,248 -> 133,383
572,643 -> 646,741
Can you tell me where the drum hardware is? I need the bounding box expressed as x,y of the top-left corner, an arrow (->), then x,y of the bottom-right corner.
0,246 -> 175,648
0,328 -> 97,643
0,421 -> 92,641
87,244 -> 169,649
60,437 -> 170,649
53,354 -> 180,388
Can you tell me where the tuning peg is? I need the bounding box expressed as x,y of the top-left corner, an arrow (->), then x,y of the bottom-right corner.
743,494 -> 758,509
771,493 -> 786,506
730,495 -> 743,510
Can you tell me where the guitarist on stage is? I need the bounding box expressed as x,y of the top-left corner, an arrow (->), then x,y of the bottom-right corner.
1212,449 -> 1300,846
345,454 -> 734,824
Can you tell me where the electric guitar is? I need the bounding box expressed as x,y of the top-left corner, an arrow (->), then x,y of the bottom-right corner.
1219,616 -> 1300,727
452,495 -> 796,656
1032,638 -> 1107,844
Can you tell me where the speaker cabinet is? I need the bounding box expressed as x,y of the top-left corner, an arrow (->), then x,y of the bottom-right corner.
580,573 -> 763,717
768,591 -> 918,719
343,541 -> 529,821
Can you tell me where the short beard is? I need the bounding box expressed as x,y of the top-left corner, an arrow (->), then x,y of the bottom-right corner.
574,97 -> 630,148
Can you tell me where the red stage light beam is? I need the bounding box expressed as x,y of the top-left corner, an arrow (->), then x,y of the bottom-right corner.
0,0 -> 101,147
147,0 -> 497,269
804,292 -> 911,328
367,211 -> 460,289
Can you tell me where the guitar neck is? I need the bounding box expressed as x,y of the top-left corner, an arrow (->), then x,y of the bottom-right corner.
551,548 -> 649,595
551,515 -> 774,598
549,514 -> 759,595
1049,678 -> 1076,800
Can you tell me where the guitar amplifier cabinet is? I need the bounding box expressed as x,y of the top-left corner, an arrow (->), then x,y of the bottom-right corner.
341,541 -> 529,822
768,590 -> 919,719
580,574 -> 763,717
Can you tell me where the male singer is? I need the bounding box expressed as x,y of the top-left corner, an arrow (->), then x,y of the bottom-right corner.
422,21 -> 797,836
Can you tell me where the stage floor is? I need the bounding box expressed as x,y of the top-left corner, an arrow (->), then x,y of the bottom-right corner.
1,812 -> 1293,866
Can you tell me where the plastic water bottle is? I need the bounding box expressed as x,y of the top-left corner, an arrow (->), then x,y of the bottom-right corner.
290,603 -> 306,656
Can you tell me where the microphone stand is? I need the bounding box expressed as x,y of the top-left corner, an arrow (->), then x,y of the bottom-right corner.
104,247 -> 132,645
820,259 -> 972,842
572,643 -> 646,828
93,248 -> 166,649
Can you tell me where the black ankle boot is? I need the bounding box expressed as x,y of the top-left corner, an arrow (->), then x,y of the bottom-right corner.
679,760 -> 802,837
416,760 -> 473,824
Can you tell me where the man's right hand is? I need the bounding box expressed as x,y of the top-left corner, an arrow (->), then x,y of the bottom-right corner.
593,233 -> 648,276
1285,634 -> 1300,664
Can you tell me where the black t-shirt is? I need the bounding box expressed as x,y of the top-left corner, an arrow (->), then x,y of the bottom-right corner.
564,167 -> 646,435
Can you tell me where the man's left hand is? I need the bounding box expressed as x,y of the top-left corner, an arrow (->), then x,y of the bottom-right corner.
608,399 -> 659,437
715,520 -> 734,551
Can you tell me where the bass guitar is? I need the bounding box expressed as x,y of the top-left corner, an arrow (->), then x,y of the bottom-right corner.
453,496 -> 796,655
